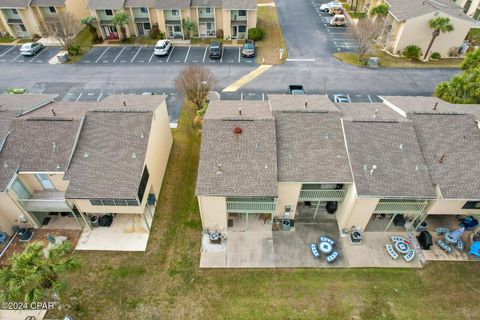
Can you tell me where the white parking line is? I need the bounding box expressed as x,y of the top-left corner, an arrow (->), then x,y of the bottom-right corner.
75,93 -> 83,102
286,58 -> 316,62
184,46 -> 191,63
131,47 -> 142,63
95,47 -> 110,63
220,46 -> 224,63
113,46 -> 126,63
238,46 -> 241,63
367,95 -> 373,103
11,53 -> 22,62
97,92 -> 103,102
202,46 -> 207,63
347,94 -> 351,103
0,46 -> 16,58
29,48 -> 48,63
262,92 -> 265,101
166,46 -> 174,62
240,92 -> 243,100
148,51 -> 155,63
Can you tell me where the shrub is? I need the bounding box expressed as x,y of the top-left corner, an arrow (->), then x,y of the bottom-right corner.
69,43 -> 81,55
158,32 -> 166,40
248,27 -> 266,41
149,24 -> 160,39
448,46 -> 461,57
370,4 -> 389,16
402,45 -> 422,61
216,29 -> 224,39
430,51 -> 441,59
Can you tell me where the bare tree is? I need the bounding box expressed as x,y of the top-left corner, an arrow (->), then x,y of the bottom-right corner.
348,18 -> 383,60
175,65 -> 216,110
40,11 -> 81,54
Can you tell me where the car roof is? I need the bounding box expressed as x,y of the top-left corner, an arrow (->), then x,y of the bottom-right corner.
210,42 -> 221,47
21,43 -> 34,46
155,40 -> 168,45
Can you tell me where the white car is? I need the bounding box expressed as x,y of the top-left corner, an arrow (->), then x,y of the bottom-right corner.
320,1 -> 342,12
20,42 -> 44,56
154,40 -> 172,56
333,94 -> 351,103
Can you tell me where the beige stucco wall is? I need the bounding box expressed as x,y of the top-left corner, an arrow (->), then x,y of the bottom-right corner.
0,192 -> 33,235
16,173 -> 68,193
153,9 -> 166,33
335,183 -> 357,230
275,182 -> 301,218
247,10 -> 256,30
215,7 -> 223,34
198,196 -> 227,230
394,13 -> 473,57
64,0 -> 90,20
460,0 -> 480,16
340,197 -> 379,231
16,7 -> 41,36
425,199 -> 480,215
222,9 -> 231,39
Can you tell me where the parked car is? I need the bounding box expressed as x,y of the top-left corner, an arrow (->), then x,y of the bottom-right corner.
329,6 -> 344,16
209,42 -> 223,59
287,85 -> 305,95
19,42 -> 43,56
242,41 -> 255,58
320,1 -> 342,13
333,94 -> 351,103
154,40 -> 172,56
330,14 -> 346,27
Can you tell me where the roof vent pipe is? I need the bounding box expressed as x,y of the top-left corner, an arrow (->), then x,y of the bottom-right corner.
433,102 -> 438,110
239,107 -> 242,116
369,165 -> 377,175
305,100 -> 308,108
233,127 -> 242,134
373,109 -> 378,118
51,107 -> 56,116
216,163 -> 222,174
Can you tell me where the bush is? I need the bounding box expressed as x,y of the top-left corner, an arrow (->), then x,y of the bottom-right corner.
149,24 -> 160,39
402,45 -> 422,61
430,51 -> 441,60
248,27 -> 266,41
158,32 -> 166,40
69,43 -> 81,55
216,29 -> 224,39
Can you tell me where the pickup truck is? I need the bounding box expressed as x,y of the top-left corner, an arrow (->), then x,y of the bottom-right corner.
287,85 -> 305,95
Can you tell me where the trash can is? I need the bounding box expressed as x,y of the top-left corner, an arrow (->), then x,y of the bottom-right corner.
18,228 -> 32,241
282,219 -> 291,231
90,215 -> 99,228
56,52 -> 69,63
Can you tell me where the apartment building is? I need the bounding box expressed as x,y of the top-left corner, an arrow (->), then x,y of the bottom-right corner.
87,0 -> 257,40
196,95 -> 480,236
457,0 -> 480,21
0,0 -> 89,38
0,94 -> 172,251
352,0 -> 473,57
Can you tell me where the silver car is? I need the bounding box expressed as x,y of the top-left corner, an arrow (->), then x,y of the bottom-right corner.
20,42 -> 44,56
333,94 -> 351,103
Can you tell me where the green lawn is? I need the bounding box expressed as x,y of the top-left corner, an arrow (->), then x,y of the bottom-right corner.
466,28 -> 480,44
40,101 -> 480,320
256,6 -> 288,64
67,27 -> 94,64
0,35 -> 14,43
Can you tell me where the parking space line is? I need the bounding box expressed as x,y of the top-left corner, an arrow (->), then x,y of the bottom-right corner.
131,47 -> 142,63
113,46 -> 126,63
238,47 -> 241,63
29,48 -> 47,63
95,47 -> 110,63
202,46 -> 207,63
97,92 -> 103,102
220,46 -> 224,63
11,53 -> 22,62
166,47 -> 174,62
347,94 -> 351,103
184,46 -> 191,63
367,95 -> 373,103
0,46 -> 16,58
148,51 -> 155,63
75,93 -> 83,102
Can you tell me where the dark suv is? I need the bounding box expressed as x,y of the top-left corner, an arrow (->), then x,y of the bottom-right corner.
209,42 -> 223,59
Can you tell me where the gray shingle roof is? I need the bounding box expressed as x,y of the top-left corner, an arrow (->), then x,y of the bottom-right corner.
124,0 -> 152,7
409,113 -> 480,199
0,94 -> 57,116
268,94 -> 339,113
152,0 -> 191,9
88,0 -> 125,10
336,102 -> 407,122
65,110 -> 153,199
343,120 -> 434,198
274,112 -> 352,183
382,96 -> 480,121
0,117 -> 81,191
196,101 -> 277,197
221,0 -> 256,10
385,0 -> 472,22
30,0 -> 65,6
0,0 -> 30,8
191,0 -> 221,6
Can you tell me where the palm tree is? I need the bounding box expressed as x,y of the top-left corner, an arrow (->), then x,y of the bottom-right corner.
111,11 -> 131,42
182,18 -> 196,40
0,241 -> 82,303
423,16 -> 454,60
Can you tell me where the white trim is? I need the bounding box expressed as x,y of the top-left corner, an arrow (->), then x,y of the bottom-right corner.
379,96 -> 407,117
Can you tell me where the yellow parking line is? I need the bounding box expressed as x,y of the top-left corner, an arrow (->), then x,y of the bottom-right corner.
222,65 -> 273,92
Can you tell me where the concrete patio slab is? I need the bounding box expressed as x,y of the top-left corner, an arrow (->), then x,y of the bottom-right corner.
226,231 -> 275,268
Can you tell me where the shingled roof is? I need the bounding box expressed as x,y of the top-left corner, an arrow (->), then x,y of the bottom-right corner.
88,0 -> 125,10
0,0 -> 31,8
221,0 -> 256,10
409,113 -> 480,199
152,0 -> 191,9
385,0 -> 472,22
343,120 -> 434,198
195,101 -> 277,197
0,94 -> 57,116
30,0 -> 65,6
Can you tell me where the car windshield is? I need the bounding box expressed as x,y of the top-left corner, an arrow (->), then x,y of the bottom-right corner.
156,44 -> 166,49
244,43 -> 254,49
22,45 -> 32,49
210,47 -> 220,51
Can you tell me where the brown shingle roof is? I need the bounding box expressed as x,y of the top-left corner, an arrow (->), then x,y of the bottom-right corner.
385,0 -> 472,22
221,0 -> 256,9
268,94 -> 339,113
0,94 -> 57,116
152,0 -> 191,9
0,0 -> 30,8
30,0 -> 65,6
87,0 -> 125,10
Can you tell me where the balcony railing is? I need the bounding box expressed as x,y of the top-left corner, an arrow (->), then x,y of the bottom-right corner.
299,190 -> 347,201
226,201 -> 276,213
373,201 -> 428,214
17,190 -> 71,213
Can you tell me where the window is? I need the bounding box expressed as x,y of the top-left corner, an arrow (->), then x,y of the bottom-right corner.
140,7 -> 148,14
205,7 -> 212,13
137,167 -> 149,203
11,180 -> 30,199
105,9 -> 113,16
239,26 -> 246,33
114,199 -> 127,206
474,8 -> 480,20
144,22 -> 151,30
48,6 -> 56,13
19,24 -> 26,32
171,9 -> 179,16
102,199 -> 115,206
90,199 -> 102,206
238,10 -> 247,16
11,9 -> 18,15
89,199 -> 138,206
207,22 -> 212,29
127,199 -> 139,206
462,201 -> 480,209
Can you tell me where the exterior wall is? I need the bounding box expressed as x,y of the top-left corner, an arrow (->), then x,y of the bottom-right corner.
339,196 -> 380,231
153,9 -> 166,33
275,182 -> 302,218
459,0 -> 480,17
198,195 -> 227,230
0,192 -> 33,235
335,183 -> 357,230
215,7 -> 223,34
247,10 -> 256,30
393,13 -> 472,57
222,9 -> 231,38
64,0 -> 90,20
16,173 -> 68,193
18,7 -> 42,36
425,199 -> 480,215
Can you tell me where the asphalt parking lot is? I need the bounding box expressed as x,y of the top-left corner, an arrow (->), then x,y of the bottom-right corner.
312,1 -> 359,53
0,45 -> 60,64
79,45 -> 255,65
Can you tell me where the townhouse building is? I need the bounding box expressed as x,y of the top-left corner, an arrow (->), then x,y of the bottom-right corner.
457,0 -> 480,21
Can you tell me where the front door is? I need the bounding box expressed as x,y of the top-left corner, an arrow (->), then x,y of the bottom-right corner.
232,25 -> 238,39
166,25 -> 182,38
199,23 -> 207,37
14,24 -> 28,38
136,23 -> 144,35
35,173 -> 54,190
103,25 -> 118,39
